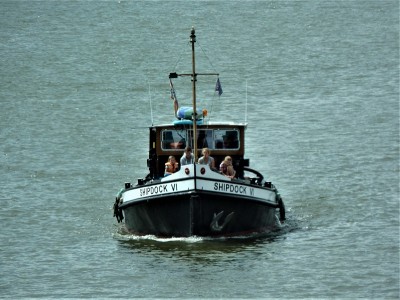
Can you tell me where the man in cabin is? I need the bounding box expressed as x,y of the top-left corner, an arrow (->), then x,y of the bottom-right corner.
180,146 -> 194,165
165,156 -> 179,176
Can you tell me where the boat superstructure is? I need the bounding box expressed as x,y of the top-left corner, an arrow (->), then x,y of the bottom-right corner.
113,28 -> 285,237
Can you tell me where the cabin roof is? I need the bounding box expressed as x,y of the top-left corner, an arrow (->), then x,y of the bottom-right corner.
150,121 -> 248,129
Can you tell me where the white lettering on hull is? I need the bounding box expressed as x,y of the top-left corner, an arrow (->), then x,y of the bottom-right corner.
213,182 -> 252,195
139,183 -> 179,197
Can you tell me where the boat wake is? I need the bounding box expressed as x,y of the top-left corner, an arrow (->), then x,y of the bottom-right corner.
114,229 -> 205,243
110,212 -> 308,260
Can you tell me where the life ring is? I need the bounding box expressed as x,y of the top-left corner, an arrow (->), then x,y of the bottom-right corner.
173,119 -> 203,126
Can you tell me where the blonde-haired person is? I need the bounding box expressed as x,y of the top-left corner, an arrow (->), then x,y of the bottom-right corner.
165,156 -> 179,176
198,148 -> 216,170
219,156 -> 236,179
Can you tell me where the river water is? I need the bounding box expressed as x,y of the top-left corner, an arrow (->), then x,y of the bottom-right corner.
1,1 -> 399,298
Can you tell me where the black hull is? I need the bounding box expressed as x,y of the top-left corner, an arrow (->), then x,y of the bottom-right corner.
121,191 -> 279,237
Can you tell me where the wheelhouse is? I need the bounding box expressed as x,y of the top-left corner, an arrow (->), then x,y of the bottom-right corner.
146,122 -> 250,179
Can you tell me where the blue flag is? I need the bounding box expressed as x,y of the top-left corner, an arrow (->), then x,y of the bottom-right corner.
215,78 -> 223,96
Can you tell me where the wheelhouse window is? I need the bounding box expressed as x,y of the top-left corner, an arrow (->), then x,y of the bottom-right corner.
213,129 -> 239,149
161,128 -> 240,151
161,129 -> 187,149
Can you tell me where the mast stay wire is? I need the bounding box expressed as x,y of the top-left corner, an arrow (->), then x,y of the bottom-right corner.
171,41 -> 190,73
197,41 -> 220,124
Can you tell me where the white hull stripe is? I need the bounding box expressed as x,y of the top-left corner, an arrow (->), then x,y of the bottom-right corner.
122,178 -> 276,205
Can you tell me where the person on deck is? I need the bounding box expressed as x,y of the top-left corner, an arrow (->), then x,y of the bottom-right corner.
165,156 -> 179,176
198,147 -> 216,170
180,146 -> 194,165
220,156 -> 236,179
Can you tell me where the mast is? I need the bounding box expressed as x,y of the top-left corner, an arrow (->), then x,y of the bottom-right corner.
170,28 -> 219,161
190,27 -> 198,161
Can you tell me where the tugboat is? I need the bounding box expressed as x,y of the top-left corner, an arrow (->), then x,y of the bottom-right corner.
113,27 -> 285,237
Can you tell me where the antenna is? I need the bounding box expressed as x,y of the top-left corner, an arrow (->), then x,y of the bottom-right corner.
245,79 -> 248,123
148,81 -> 154,126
